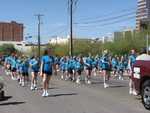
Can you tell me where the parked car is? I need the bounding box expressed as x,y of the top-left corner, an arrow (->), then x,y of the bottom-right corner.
132,60 -> 150,110
0,82 -> 4,100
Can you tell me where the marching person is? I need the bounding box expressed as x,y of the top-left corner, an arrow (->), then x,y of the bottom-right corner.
111,55 -> 118,79
67,56 -> 75,81
29,55 -> 39,90
128,49 -> 137,95
75,56 -> 84,84
10,53 -> 17,80
21,56 -> 29,87
101,50 -> 111,88
92,57 -> 98,77
60,56 -> 68,80
53,55 -> 59,76
40,48 -> 54,97
117,56 -> 125,80
84,54 -> 93,84
4,55 -> 11,76
16,56 -> 22,82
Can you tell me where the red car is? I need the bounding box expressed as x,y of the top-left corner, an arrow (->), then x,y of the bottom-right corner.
132,59 -> 150,110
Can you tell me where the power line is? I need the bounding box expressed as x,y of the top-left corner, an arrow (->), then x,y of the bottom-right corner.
76,16 -> 135,29
49,26 -> 69,37
75,11 -> 136,25
73,0 -> 79,13
76,7 -> 136,22
74,17 -> 135,38
67,0 -> 79,14
49,24 -> 68,34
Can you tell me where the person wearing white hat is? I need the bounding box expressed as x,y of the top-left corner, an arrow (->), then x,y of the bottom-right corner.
101,50 -> 111,88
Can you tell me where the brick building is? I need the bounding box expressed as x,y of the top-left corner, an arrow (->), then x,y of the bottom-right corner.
0,21 -> 23,41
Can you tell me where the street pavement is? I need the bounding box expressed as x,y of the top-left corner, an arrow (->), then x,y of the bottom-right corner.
0,67 -> 149,113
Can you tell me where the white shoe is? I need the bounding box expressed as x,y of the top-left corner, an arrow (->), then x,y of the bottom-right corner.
87,80 -> 91,84
12,76 -> 17,80
30,86 -> 34,90
19,79 -> 22,85
132,90 -> 138,96
85,77 -> 88,84
21,82 -> 25,87
19,81 -> 22,85
76,79 -> 80,84
65,76 -> 69,81
33,84 -> 37,87
119,76 -> 124,80
72,77 -> 75,81
45,92 -> 49,97
14,78 -> 17,80
11,76 -> 15,80
119,76 -> 121,80
61,75 -> 64,80
34,86 -> 38,90
104,83 -> 109,88
42,91 -> 46,97
129,89 -> 133,95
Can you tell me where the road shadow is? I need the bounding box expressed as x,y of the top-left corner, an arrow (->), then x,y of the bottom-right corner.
48,93 -> 78,97
135,96 -> 142,100
91,81 -> 104,85
134,96 -> 143,103
37,87 -> 59,90
109,85 -> 127,88
0,96 -> 12,101
0,101 -> 25,106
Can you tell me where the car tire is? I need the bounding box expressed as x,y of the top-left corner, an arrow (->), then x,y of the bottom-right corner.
142,80 -> 150,110
0,90 -> 4,100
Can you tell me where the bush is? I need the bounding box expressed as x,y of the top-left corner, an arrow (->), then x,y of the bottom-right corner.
0,44 -> 17,55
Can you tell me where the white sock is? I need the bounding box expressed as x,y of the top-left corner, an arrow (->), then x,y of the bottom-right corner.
103,76 -> 106,84
45,90 -> 48,94
33,83 -> 36,87
31,83 -> 33,86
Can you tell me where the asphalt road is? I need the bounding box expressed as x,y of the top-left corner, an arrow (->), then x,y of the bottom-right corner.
0,68 -> 149,113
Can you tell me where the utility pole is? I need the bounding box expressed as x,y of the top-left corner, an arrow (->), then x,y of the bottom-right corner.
70,0 -> 73,56
35,14 -> 44,59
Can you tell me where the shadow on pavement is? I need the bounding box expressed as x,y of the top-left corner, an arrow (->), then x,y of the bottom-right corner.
91,81 -> 104,85
0,101 -> 25,106
109,85 -> 127,88
135,96 -> 142,100
48,93 -> 78,97
0,96 -> 12,101
38,87 -> 59,90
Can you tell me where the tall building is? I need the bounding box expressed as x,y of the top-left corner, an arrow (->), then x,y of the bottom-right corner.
0,21 -> 23,41
136,0 -> 150,30
114,31 -> 123,41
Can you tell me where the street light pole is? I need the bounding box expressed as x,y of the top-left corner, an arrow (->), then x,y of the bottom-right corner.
35,14 -> 44,59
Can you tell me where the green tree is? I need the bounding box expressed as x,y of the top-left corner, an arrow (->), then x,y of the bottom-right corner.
0,44 -> 17,55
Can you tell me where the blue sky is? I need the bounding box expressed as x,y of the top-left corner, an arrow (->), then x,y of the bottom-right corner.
0,0 -> 137,43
